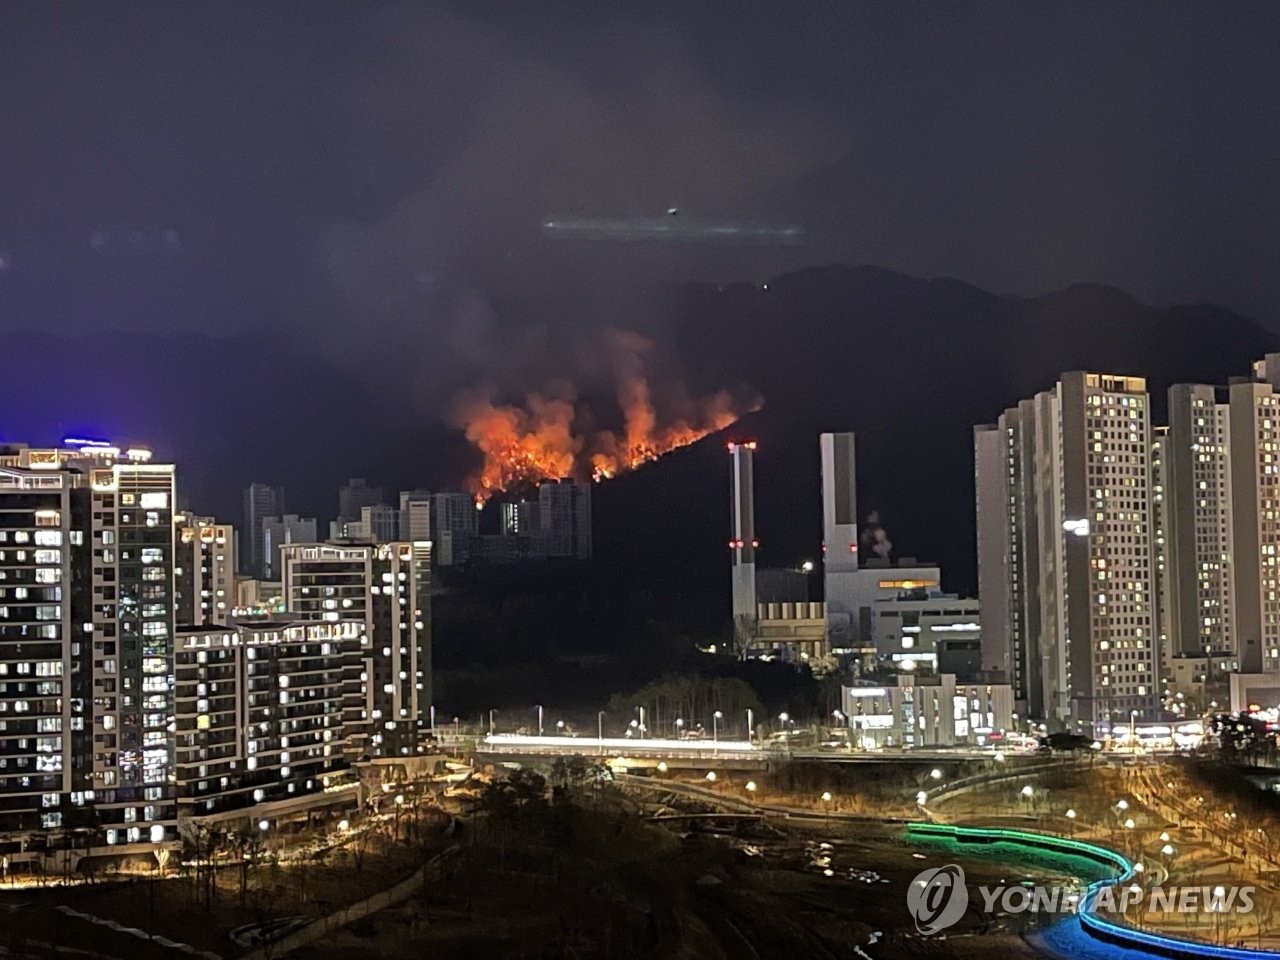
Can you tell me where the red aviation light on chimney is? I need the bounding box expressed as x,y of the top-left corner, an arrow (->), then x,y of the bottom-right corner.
849,543 -> 858,552
727,440 -> 759,452
751,539 -> 759,548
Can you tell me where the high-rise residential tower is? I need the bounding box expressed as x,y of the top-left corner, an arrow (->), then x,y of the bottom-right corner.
975,373 -> 1157,730
174,512 -> 235,627
0,442 -> 178,848
280,540 -> 431,757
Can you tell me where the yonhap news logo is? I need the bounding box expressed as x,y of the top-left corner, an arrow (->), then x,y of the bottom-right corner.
907,863 -> 1256,936
906,864 -> 969,934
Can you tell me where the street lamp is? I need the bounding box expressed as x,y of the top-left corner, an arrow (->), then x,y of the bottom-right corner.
746,708 -> 754,744
745,781 -> 757,794
556,720 -> 566,735
1065,808 -> 1077,837
713,711 -> 723,750
993,751 -> 1005,763
675,717 -> 685,739
801,560 -> 814,573
337,819 -> 350,832
489,708 -> 496,736
637,706 -> 647,738
930,768 -> 943,781
916,790 -> 928,806
1021,785 -> 1034,798
1130,710 -> 1139,754
821,791 -> 833,824
1116,798 -> 1130,812
536,704 -> 544,737
657,761 -> 668,774
705,771 -> 717,789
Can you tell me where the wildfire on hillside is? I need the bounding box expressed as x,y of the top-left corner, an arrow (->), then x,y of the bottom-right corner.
454,330 -> 759,499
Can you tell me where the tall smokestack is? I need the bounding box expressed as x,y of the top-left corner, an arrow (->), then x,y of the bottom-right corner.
821,432 -> 858,645
729,441 -> 758,651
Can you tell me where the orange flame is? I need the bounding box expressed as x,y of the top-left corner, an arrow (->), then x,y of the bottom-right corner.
454,391 -> 581,497
455,331 -> 759,498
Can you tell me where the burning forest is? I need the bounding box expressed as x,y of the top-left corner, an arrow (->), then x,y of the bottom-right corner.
454,329 -> 760,499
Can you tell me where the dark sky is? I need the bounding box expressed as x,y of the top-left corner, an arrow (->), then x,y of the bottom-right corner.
2,1 -> 1278,344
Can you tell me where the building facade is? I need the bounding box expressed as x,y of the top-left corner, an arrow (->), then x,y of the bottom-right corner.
976,373 -> 1157,732
174,513 -> 234,627
174,621 -> 352,823
279,541 -> 431,758
242,483 -> 281,579
0,442 -> 178,852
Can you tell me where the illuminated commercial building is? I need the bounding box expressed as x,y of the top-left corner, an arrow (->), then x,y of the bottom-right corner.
279,541 -> 431,758
976,373 -> 1157,731
840,675 -> 1013,749
174,512 -> 234,627
0,442 -> 177,854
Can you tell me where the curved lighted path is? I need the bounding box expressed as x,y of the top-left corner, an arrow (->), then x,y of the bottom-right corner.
907,822 -> 1280,960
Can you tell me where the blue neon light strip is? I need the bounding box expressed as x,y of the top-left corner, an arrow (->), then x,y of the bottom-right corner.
906,822 -> 1280,960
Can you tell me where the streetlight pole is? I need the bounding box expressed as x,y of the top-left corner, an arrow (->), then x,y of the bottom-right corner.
598,711 -> 605,756
746,708 -> 754,745
638,705 -> 646,739
536,704 -> 543,737
489,709 -> 496,736
713,711 -> 722,756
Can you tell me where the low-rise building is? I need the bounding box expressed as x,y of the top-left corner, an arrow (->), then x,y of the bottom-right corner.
841,675 -> 1014,750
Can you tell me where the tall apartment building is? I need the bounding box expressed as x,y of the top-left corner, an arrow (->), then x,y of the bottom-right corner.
1164,385 -> 1235,666
1226,373 -> 1280,675
536,478 -> 592,560
261,514 -> 318,580
174,621 -> 353,822
432,492 -> 478,566
0,442 -> 178,849
1156,361 -> 1280,698
398,490 -> 432,542
336,479 -> 384,526
279,541 -> 430,758
174,513 -> 234,627
242,483 -> 281,578
975,373 -> 1157,731
1151,427 -> 1173,687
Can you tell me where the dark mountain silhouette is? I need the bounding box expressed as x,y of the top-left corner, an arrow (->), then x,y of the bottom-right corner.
2,264 -> 1275,624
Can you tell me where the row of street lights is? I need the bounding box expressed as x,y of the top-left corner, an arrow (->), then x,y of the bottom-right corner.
485,705 -> 789,744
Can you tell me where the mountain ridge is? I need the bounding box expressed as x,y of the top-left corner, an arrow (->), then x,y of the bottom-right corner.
2,264 -> 1275,614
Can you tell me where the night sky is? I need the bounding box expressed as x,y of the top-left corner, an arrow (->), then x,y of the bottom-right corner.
2,2 -> 1278,541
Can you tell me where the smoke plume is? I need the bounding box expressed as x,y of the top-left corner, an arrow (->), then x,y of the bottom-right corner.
861,510 -> 893,559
